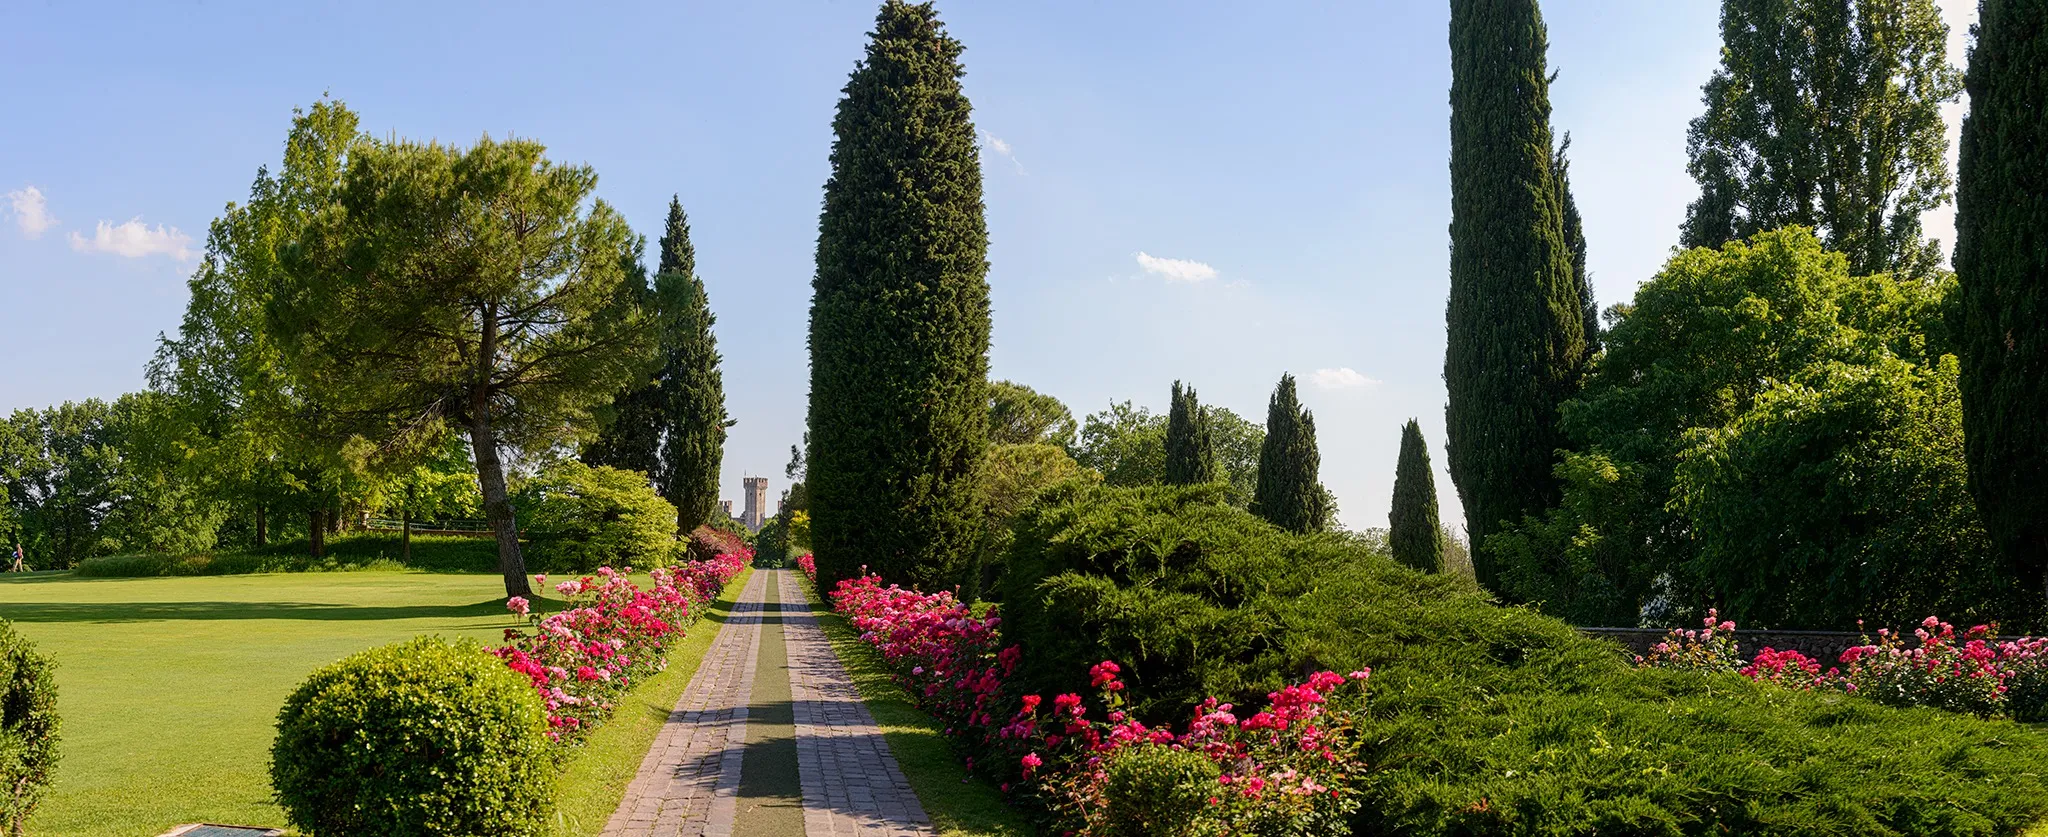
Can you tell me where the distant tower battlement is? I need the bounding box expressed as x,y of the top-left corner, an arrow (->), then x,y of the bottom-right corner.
742,477 -> 769,532
719,499 -> 734,520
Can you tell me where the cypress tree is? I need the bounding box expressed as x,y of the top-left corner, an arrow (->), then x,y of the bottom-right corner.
1555,135 -> 1599,356
808,0 -> 991,591
1251,374 -> 1328,533
1163,380 -> 1218,486
1955,0 -> 2048,596
653,197 -> 727,538
1445,0 -> 1586,589
1389,419 -> 1446,574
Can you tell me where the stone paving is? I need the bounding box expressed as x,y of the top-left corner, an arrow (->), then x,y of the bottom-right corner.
779,570 -> 935,837
602,568 -> 934,837
601,570 -> 767,837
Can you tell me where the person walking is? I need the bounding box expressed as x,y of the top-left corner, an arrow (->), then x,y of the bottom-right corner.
8,543 -> 26,573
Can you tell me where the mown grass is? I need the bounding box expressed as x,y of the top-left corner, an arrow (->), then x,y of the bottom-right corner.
800,577 -> 1035,837
549,567 -> 754,835
0,569 -> 526,836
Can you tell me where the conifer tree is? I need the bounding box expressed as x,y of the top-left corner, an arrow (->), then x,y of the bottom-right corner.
1389,419 -> 1445,574
1555,135 -> 1599,356
1445,0 -> 1586,589
808,0 -> 991,590
1163,380 -> 1217,486
1251,374 -> 1327,533
1956,0 -> 2048,596
653,198 -> 728,538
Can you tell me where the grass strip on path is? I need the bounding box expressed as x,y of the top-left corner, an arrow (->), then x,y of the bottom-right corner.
800,577 -> 1035,837
732,569 -> 805,834
550,567 -> 755,836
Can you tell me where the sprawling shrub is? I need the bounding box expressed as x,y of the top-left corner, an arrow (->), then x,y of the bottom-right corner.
999,483 -> 2048,834
1093,744 -> 1218,837
271,636 -> 553,836
0,619 -> 58,835
514,462 -> 677,573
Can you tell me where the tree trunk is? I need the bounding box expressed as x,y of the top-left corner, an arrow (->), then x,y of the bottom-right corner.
467,416 -> 532,598
309,507 -> 326,559
255,505 -> 267,547
402,508 -> 412,563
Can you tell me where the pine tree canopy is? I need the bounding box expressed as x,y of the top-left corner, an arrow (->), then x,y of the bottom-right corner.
1390,419 -> 1446,574
1444,0 -> 1587,590
1251,373 -> 1328,534
1163,380 -> 1219,486
807,0 -> 992,591
1955,0 -> 2048,597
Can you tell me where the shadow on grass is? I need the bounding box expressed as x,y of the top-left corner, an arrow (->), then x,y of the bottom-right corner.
0,598 -> 518,623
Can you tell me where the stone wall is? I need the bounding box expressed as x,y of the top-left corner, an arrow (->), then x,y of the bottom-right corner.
1575,626 -> 2023,665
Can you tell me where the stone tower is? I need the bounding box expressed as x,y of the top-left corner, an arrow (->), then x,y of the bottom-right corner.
742,477 -> 769,532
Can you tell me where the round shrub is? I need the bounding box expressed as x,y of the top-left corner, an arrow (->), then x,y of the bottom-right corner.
514,461 -> 678,572
0,618 -> 59,835
271,636 -> 553,836
1095,744 -> 1219,837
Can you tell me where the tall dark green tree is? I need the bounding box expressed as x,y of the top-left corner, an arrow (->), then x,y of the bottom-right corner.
1445,0 -> 1587,589
580,243 -> 663,478
1251,374 -> 1327,533
1956,0 -> 2048,598
1555,135 -> 1599,356
1389,419 -> 1445,574
652,198 -> 728,537
1162,380 -> 1217,486
808,0 -> 991,591
1680,0 -> 1960,278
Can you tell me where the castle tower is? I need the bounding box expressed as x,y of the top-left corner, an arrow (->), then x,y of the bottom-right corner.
742,477 -> 769,532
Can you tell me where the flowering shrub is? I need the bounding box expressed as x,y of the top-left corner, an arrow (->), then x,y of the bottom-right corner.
825,571 -> 1366,835
494,549 -> 746,743
1636,609 -> 1742,673
796,552 -> 816,583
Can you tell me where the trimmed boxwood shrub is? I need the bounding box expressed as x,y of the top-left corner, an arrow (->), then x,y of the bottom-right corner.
271,636 -> 553,836
1095,744 -> 1218,837
0,619 -> 58,835
515,461 -> 678,573
999,483 -> 2048,835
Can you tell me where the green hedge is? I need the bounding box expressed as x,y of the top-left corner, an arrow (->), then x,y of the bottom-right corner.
74,534 -> 498,577
271,636 -> 553,836
998,484 -> 2048,835
0,618 -> 59,834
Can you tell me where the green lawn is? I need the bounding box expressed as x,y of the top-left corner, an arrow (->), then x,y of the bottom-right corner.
0,570 -> 537,836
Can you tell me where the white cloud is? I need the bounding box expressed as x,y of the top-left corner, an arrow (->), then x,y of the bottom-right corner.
1135,251 -> 1217,282
980,129 -> 1024,174
1310,367 -> 1380,391
5,186 -> 57,238
69,218 -> 196,261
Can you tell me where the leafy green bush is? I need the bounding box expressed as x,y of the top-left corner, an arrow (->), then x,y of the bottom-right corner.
1095,744 -> 1218,837
73,534 -> 494,577
0,619 -> 59,835
514,461 -> 678,573
271,636 -> 552,836
1000,483 -> 2048,835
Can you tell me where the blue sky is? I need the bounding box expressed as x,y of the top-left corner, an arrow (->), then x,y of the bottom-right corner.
0,1 -> 1976,533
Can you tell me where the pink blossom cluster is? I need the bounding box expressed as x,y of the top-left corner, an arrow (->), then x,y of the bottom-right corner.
824,571 -> 1369,834
796,552 -> 816,582
1640,611 -> 2048,718
494,549 -> 747,743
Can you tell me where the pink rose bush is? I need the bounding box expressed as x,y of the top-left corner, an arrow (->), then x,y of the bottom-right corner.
495,549 -> 747,743
824,570 -> 1368,834
1639,610 -> 2048,719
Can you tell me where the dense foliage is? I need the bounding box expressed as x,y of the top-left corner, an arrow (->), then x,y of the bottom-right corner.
513,462 -> 679,573
1491,229 -> 2024,629
1161,381 -> 1217,486
1682,0 -> 1960,279
1444,0 -> 1588,586
992,483 -> 2048,835
0,394 -> 222,568
1070,400 -> 1263,509
0,619 -> 59,835
1250,374 -> 1328,534
988,381 -> 1076,447
1955,0 -> 2048,603
650,198 -> 730,538
807,0 -> 991,592
1387,419 -> 1444,573
270,636 -> 554,837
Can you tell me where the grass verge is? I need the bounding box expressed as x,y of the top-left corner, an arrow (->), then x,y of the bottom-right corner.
74,533 -> 500,577
549,567 -> 754,835
800,577 -> 1034,837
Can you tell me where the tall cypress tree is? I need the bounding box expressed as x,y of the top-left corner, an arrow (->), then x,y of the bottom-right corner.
653,197 -> 728,538
808,1 -> 991,591
1389,419 -> 1446,574
1251,374 -> 1327,533
1555,135 -> 1599,357
1445,0 -> 1586,589
1163,380 -> 1218,486
1956,0 -> 2048,597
